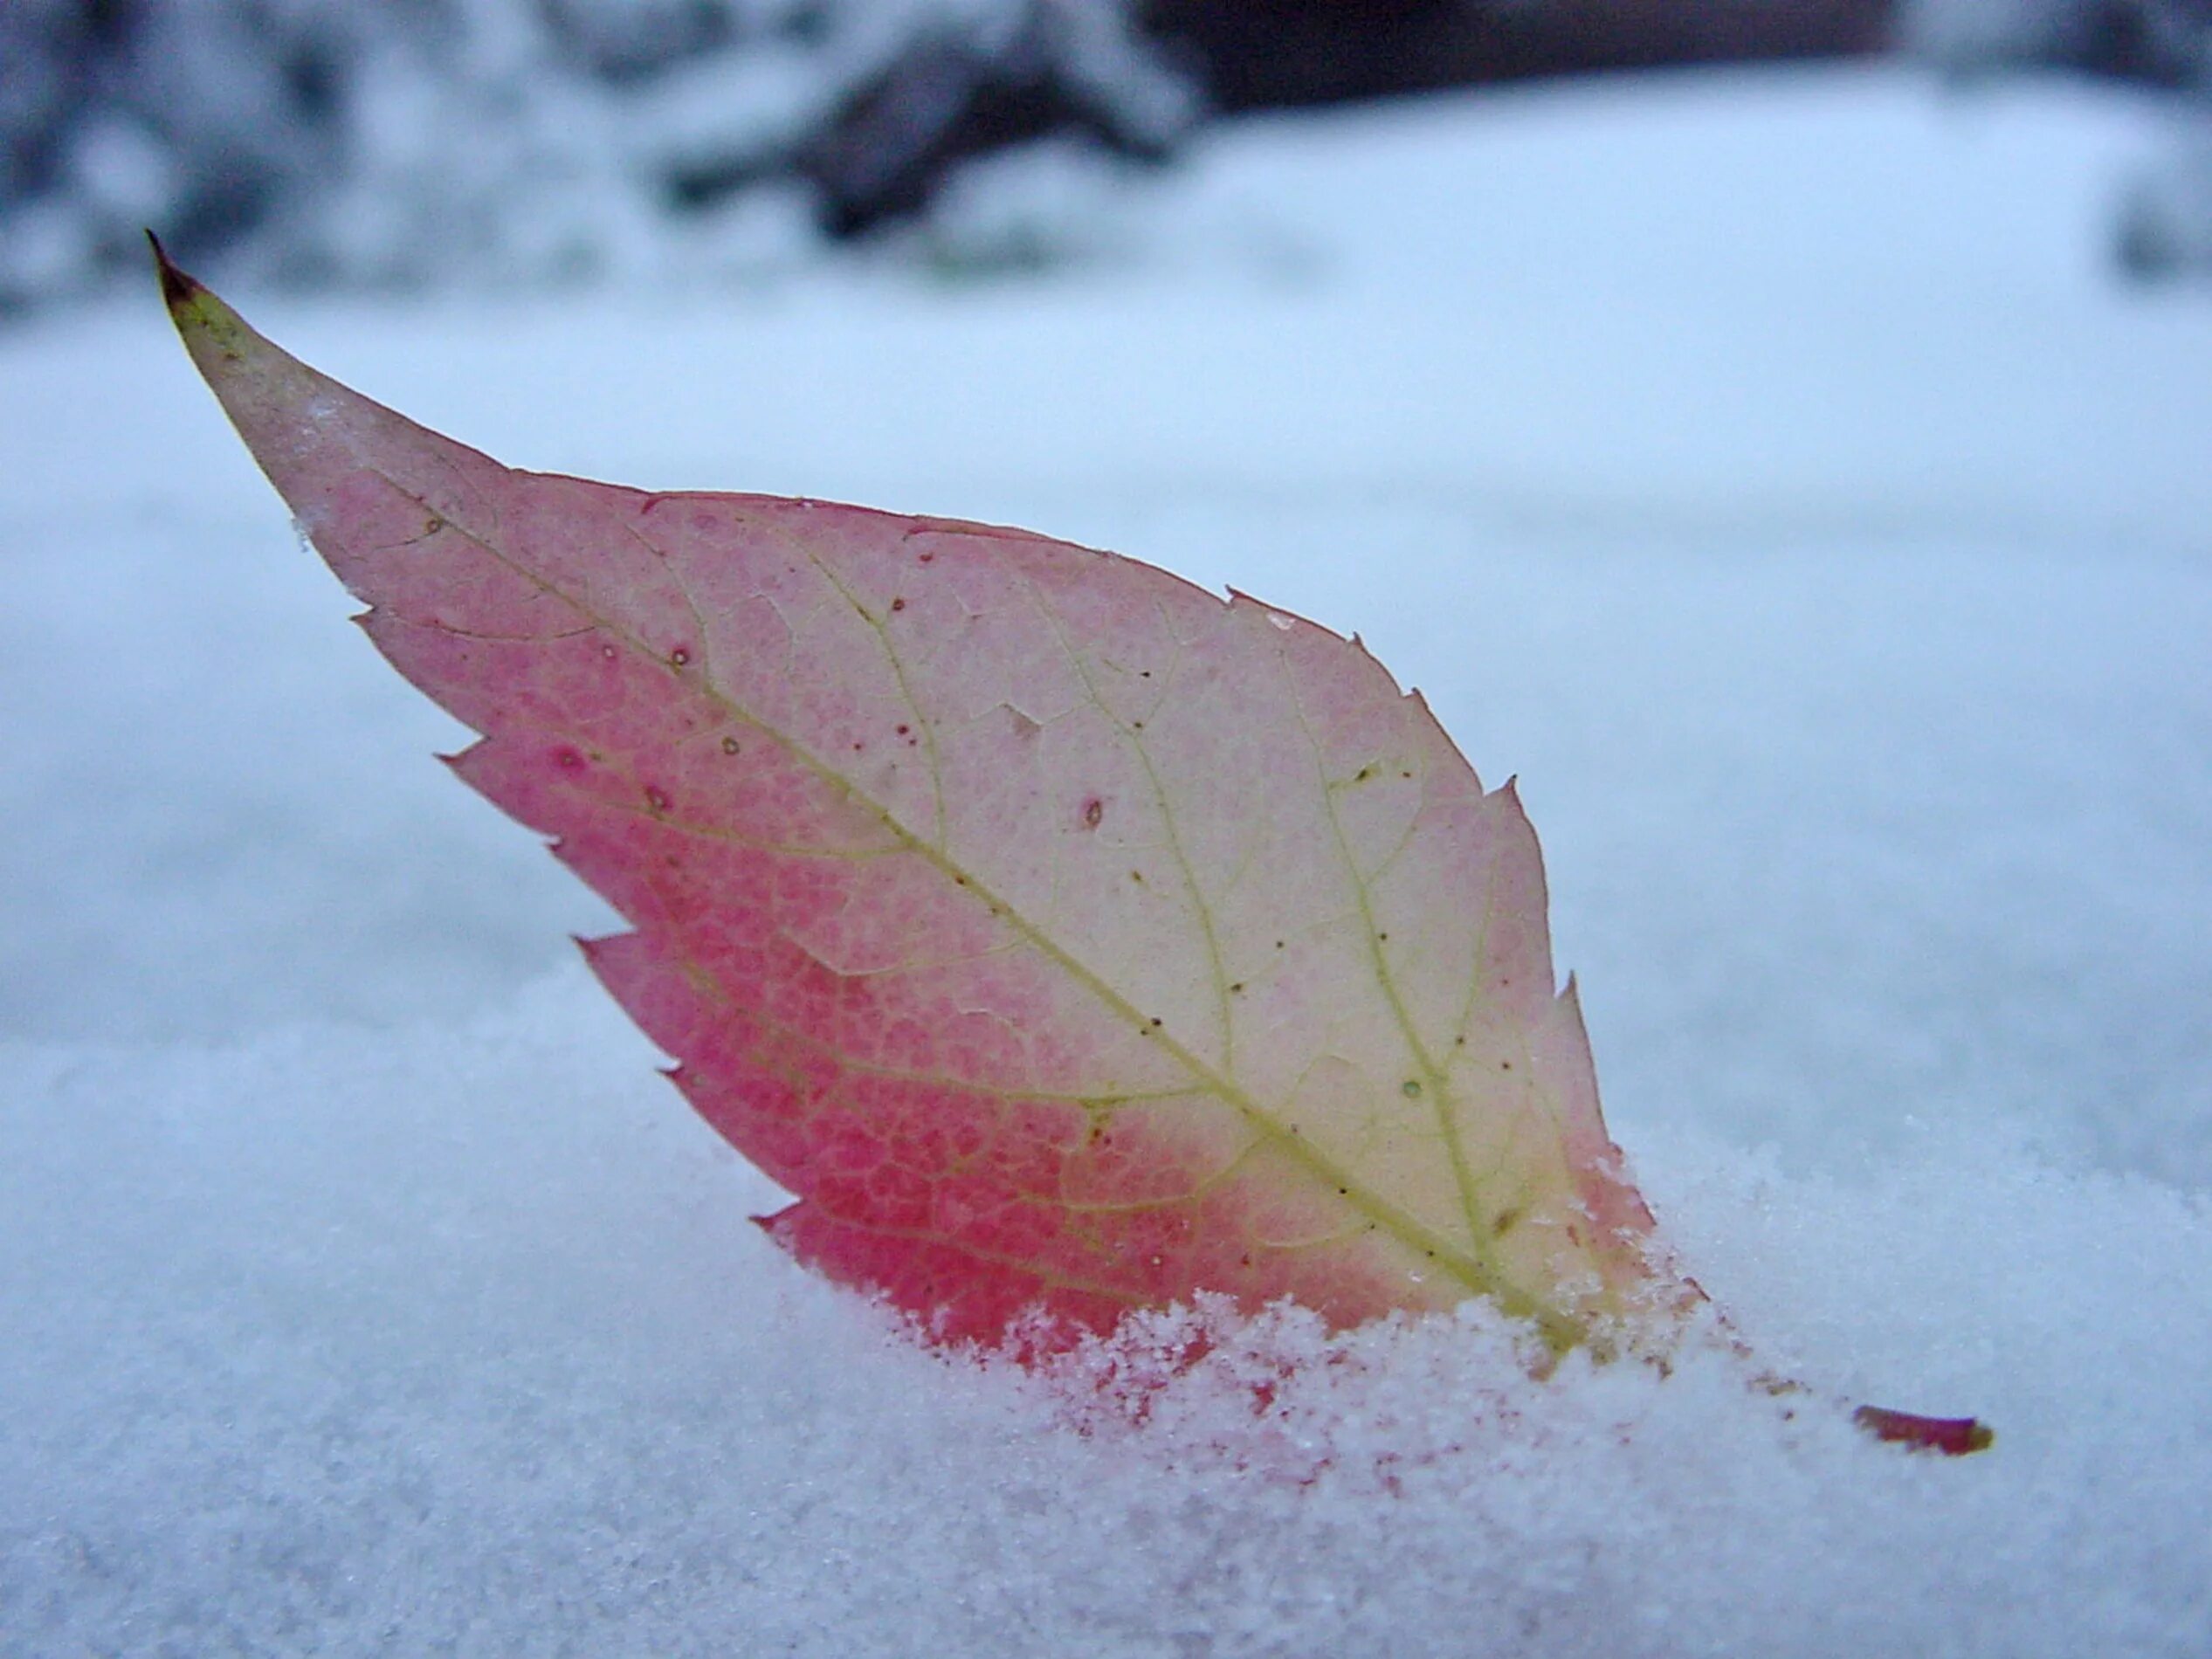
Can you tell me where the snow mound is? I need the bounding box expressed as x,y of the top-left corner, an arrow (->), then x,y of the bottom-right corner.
3,967 -> 2208,1656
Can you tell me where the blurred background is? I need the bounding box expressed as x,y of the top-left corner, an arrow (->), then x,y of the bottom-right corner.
9,0 -> 2212,306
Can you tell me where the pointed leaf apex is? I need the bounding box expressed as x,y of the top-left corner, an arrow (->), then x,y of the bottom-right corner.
150,236 -> 248,359
148,231 -> 196,312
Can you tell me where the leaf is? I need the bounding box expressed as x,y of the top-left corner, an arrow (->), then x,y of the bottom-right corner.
158,253 -> 1685,1360
158,250 -> 1998,1450
157,251 -> 1685,1359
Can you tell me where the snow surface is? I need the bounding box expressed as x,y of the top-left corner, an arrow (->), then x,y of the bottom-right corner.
3,67 -> 2209,1656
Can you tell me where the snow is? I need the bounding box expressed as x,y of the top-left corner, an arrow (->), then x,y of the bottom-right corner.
3,66 -> 2210,1655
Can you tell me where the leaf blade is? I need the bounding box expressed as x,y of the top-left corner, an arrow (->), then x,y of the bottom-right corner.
162,249 -> 1685,1356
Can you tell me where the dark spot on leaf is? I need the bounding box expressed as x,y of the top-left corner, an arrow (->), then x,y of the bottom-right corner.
1354,765 -> 1374,781
954,876 -> 968,886
1493,1208 -> 1523,1237
918,550 -> 934,563
896,724 -> 910,736
1130,870 -> 1143,883
1132,719 -> 1145,731
1149,1016 -> 1162,1027
1230,982 -> 1244,995
1082,797 -> 1103,830
852,741 -> 865,752
1377,932 -> 1389,941
1500,1060 -> 1512,1071
891,596 -> 906,612
1401,1079 -> 1421,1098
424,515 -> 444,535
1140,670 -> 1152,678
721,736 -> 742,754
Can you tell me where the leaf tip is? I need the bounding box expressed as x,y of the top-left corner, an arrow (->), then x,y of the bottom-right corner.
149,231 -> 258,371
147,229 -> 197,312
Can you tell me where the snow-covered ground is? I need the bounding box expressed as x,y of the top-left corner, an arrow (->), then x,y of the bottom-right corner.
3,67 -> 2209,1656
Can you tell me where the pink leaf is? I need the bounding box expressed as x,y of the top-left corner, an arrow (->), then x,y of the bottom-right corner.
158,244 -> 1987,1449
